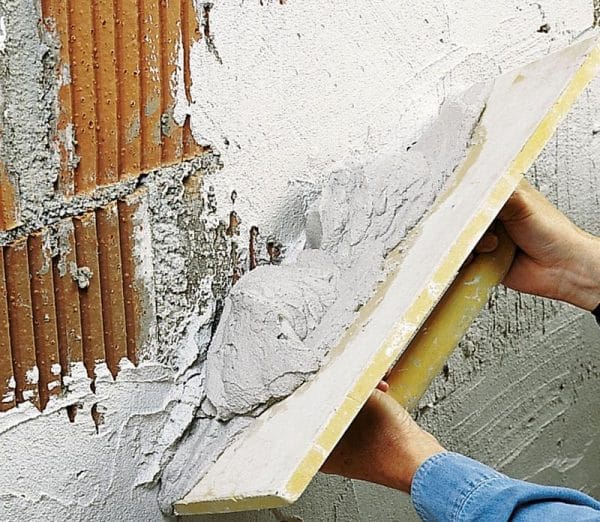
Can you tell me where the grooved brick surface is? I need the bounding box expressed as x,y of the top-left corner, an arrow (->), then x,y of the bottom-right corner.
41,0 -> 203,195
0,192 -> 151,412
0,157 -> 19,232
0,3 -> 206,413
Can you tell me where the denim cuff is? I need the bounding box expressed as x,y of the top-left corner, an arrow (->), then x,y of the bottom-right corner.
410,452 -> 504,522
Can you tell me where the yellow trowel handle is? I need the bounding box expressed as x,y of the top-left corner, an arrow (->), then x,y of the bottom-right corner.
386,224 -> 516,411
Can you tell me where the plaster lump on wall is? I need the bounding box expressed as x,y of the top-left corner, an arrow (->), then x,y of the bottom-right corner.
204,81 -> 492,420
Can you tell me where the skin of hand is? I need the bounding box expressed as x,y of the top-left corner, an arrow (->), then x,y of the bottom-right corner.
322,181 -> 600,494
321,384 -> 445,493
479,180 -> 600,311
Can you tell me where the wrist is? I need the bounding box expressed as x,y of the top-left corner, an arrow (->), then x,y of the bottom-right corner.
563,233 -> 600,311
383,429 -> 446,493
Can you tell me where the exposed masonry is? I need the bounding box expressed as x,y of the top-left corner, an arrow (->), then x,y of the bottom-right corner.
0,160 -> 18,231
0,0 -> 236,418
0,149 -> 248,414
0,0 -> 288,425
0,62 -> 18,231
0,193 -> 148,412
0,0 -> 205,232
39,0 -> 203,196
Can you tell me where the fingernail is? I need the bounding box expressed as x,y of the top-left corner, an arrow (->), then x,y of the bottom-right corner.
479,234 -> 498,252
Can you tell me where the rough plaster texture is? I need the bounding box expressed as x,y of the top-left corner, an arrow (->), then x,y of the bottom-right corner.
0,1 -> 599,521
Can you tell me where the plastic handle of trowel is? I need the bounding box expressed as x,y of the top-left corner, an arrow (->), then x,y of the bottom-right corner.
386,223 -> 516,411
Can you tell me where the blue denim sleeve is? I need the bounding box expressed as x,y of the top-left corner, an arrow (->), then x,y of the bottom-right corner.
410,452 -> 600,521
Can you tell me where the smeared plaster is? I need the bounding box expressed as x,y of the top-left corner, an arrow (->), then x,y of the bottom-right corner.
206,251 -> 337,419
184,1 -> 591,247
204,84 -> 491,420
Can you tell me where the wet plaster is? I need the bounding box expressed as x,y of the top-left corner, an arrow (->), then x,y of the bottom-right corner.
185,0 -> 593,246
203,84 -> 490,421
0,2 -> 599,522
184,76 -> 600,521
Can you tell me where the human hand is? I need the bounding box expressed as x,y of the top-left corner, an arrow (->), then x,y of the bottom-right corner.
321,387 -> 445,493
478,180 -> 600,311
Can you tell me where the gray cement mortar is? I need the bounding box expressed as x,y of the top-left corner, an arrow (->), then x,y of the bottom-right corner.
0,0 -> 58,229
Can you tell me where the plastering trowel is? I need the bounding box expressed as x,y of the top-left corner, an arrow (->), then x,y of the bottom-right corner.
174,36 -> 600,515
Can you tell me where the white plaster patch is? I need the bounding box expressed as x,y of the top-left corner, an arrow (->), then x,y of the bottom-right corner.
384,322 -> 420,358
173,32 -> 191,128
25,366 -> 39,385
183,1 -> 589,247
427,281 -> 446,297
0,361 -> 189,520
0,17 -> 7,53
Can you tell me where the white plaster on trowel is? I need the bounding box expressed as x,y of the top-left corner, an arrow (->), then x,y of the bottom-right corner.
180,37 -> 600,510
204,83 -> 491,420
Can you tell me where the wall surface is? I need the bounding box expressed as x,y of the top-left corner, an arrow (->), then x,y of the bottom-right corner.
0,1 -> 599,521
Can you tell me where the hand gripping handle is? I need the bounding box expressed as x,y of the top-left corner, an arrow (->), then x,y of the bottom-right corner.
386,224 -> 516,411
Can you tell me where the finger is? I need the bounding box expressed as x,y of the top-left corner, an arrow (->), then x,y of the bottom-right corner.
498,179 -> 536,222
377,380 -> 390,393
475,231 -> 499,253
